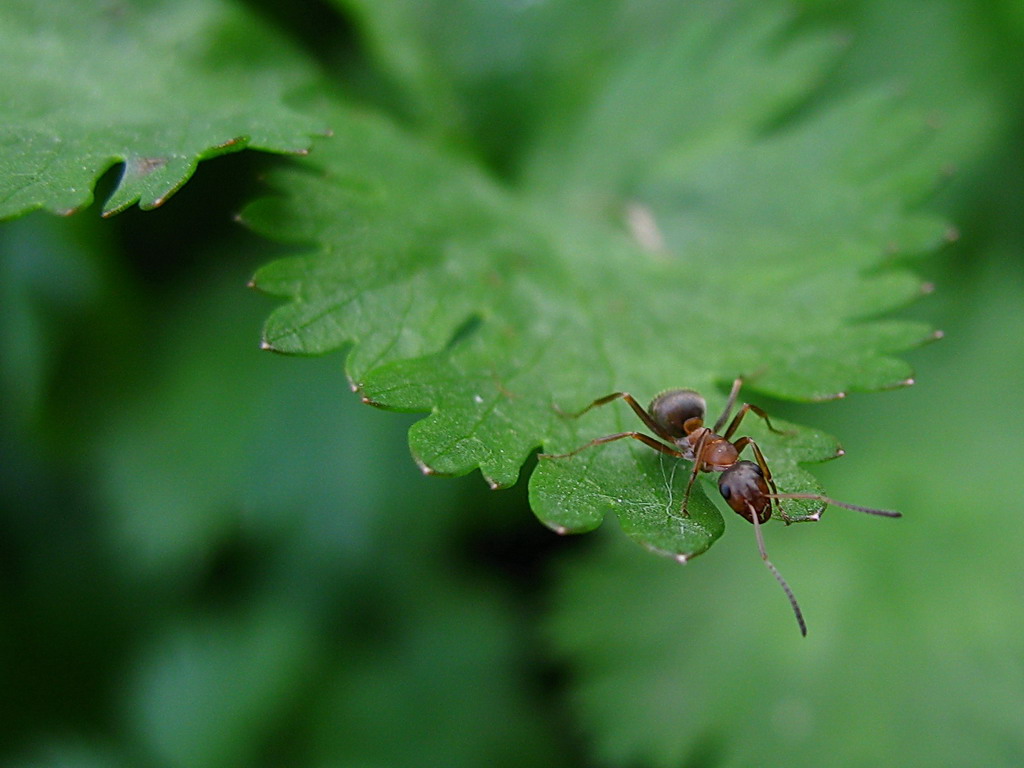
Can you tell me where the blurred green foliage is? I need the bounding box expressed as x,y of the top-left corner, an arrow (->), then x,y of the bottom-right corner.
2,1 -> 1024,767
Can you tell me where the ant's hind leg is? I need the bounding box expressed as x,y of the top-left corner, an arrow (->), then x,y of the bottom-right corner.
539,431 -> 684,460
554,391 -> 676,443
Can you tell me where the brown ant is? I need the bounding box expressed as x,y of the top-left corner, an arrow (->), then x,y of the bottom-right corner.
539,377 -> 900,635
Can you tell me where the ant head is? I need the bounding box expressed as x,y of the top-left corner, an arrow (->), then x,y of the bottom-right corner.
718,460 -> 771,524
649,389 -> 706,439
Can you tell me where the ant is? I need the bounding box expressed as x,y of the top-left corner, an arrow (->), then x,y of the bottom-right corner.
539,377 -> 900,635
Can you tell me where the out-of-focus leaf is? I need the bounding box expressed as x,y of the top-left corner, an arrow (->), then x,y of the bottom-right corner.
308,576 -> 564,768
250,0 -> 949,562
0,215 -> 106,423
811,0 -> 1007,182
11,743 -> 130,768
0,0 -> 324,218
125,602 -> 317,768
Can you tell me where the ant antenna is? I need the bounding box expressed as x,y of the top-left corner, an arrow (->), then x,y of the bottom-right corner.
749,502 -> 807,636
769,493 -> 901,518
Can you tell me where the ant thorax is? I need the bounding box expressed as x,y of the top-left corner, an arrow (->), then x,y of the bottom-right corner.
681,427 -> 740,471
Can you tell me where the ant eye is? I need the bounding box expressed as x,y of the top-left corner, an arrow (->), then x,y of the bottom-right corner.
720,483 -> 731,499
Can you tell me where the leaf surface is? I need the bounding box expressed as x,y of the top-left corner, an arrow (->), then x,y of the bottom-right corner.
0,0 -> 324,218
249,2 -> 947,560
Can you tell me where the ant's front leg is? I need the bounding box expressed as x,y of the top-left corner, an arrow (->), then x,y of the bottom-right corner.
711,377 -> 744,434
721,403 -> 788,441
678,430 -> 711,518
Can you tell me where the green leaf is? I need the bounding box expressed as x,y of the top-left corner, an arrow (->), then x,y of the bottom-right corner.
249,3 -> 948,561
0,0 -> 325,219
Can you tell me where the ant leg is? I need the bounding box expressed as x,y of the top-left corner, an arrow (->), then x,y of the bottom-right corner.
539,432 -> 684,460
748,500 -> 807,636
711,377 -> 744,433
721,403 -> 787,441
679,430 -> 711,518
554,392 -> 677,443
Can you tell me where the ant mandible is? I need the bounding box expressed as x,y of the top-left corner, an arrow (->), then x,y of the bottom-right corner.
539,377 -> 900,636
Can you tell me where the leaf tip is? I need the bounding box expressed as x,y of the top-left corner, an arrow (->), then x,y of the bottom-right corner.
640,541 -> 692,561
834,446 -> 846,458
259,340 -> 274,351
931,329 -> 945,341
413,456 -> 437,476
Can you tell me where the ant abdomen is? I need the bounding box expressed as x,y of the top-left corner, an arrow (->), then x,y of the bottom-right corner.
718,460 -> 772,524
649,389 -> 706,438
